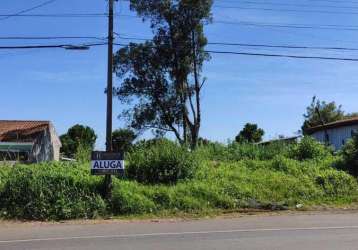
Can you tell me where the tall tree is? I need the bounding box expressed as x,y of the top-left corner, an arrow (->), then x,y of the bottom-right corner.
114,0 -> 213,149
302,96 -> 346,134
235,123 -> 265,144
60,124 -> 97,158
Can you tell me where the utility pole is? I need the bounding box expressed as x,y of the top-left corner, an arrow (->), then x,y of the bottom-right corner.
105,0 -> 116,200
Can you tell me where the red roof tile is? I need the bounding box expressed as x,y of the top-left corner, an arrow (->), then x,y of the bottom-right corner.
0,120 -> 50,141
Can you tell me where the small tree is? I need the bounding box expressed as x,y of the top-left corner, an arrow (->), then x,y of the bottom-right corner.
112,129 -> 137,153
339,133 -> 358,177
60,125 -> 97,158
236,123 -> 264,144
302,96 -> 345,134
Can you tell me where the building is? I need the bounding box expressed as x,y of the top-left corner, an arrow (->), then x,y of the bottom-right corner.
306,118 -> 358,150
0,120 -> 61,163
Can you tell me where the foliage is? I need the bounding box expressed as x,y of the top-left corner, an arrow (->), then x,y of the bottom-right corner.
111,158 -> 358,215
235,123 -> 265,143
74,143 -> 92,163
1,138 -> 358,220
0,166 -> 10,195
302,96 -> 358,134
112,129 -> 137,153
114,0 -> 213,149
60,125 -> 97,158
288,136 -> 332,161
337,134 -> 358,177
112,180 -> 156,214
195,141 -> 292,162
0,163 -> 106,220
126,139 -> 199,184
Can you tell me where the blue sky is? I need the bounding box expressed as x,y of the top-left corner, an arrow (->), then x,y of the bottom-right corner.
1,0 -> 358,149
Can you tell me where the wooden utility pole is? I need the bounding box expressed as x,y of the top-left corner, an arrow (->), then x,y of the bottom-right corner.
105,0 -> 115,199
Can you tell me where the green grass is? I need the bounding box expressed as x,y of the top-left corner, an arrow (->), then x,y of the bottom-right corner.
0,138 -> 357,221
0,163 -> 106,220
111,157 -> 358,216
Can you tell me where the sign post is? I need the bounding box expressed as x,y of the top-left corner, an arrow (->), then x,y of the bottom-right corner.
91,151 -> 124,176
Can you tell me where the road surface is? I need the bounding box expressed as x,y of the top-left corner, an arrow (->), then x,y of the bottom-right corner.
1,211 -> 358,249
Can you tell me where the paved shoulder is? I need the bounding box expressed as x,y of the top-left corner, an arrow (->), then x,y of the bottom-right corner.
1,212 -> 358,250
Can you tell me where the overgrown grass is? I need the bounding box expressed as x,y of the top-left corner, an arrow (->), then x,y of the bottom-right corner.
0,137 -> 357,221
0,163 -> 106,220
111,157 -> 358,215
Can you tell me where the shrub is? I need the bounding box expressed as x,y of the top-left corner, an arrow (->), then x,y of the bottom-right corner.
315,169 -> 358,197
288,136 -> 332,161
337,134 -> 358,177
0,165 -> 10,195
126,140 -> 199,184
74,143 -> 92,163
0,163 -> 106,220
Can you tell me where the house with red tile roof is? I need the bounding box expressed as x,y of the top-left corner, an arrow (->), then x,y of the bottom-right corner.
0,120 -> 61,163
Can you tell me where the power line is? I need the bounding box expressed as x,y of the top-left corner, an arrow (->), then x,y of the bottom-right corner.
1,10 -> 355,32
116,34 -> 358,51
3,34 -> 358,52
0,43 -> 106,49
0,13 -> 137,18
113,42 -> 358,62
214,20 -> 358,32
0,36 -> 106,40
206,50 -> 358,62
214,0 -> 358,10
0,0 -> 58,21
214,5 -> 358,15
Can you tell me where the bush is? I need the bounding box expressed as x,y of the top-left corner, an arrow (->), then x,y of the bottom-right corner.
337,134 -> 358,177
74,143 -> 92,163
288,136 -> 332,161
1,138 -> 357,220
315,169 -> 358,197
0,163 -> 106,220
0,165 -> 10,195
126,140 -> 199,184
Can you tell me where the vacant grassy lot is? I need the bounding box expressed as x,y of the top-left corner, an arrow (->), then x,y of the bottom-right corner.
0,137 -> 357,221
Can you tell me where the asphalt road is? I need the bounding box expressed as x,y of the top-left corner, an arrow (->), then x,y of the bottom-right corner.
1,212 -> 358,250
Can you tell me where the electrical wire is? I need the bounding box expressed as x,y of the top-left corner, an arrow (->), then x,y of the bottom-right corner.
214,20 -> 358,32
214,0 -> 358,10
214,5 -> 358,15
0,13 -> 137,18
112,42 -> 358,62
0,36 -> 106,40
115,34 -> 358,51
0,0 -> 58,21
0,43 -> 106,49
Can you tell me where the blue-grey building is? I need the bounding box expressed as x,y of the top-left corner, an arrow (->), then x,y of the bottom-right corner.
307,118 -> 358,150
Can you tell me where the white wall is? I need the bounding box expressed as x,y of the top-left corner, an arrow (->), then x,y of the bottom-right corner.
311,125 -> 358,150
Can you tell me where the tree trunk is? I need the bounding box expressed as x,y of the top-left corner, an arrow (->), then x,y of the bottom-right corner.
190,30 -> 201,150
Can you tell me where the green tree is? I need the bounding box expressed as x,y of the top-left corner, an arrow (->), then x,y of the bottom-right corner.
114,0 -> 213,149
112,129 -> 137,153
235,123 -> 265,144
60,125 -> 97,158
339,133 -> 358,177
302,96 -> 345,134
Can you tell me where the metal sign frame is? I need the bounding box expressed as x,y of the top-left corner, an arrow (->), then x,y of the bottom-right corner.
91,151 -> 124,176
